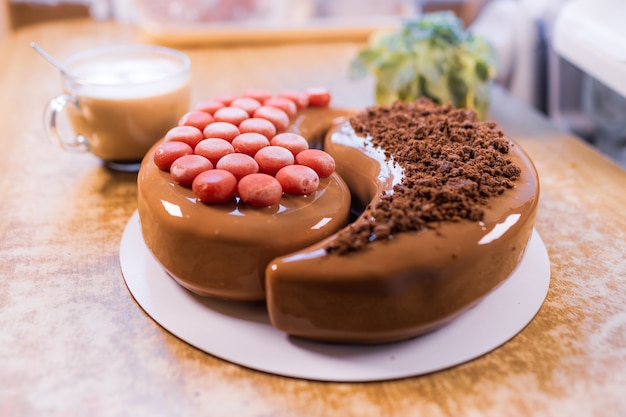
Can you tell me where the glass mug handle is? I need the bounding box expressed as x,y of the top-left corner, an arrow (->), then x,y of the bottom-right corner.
44,94 -> 89,152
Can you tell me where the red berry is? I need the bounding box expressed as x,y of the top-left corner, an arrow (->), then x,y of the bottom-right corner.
270,133 -> 309,156
231,97 -> 262,116
192,169 -> 238,204
278,90 -> 309,109
231,132 -> 270,156
213,106 -> 250,126
264,97 -> 297,117
215,153 -> 259,180
164,125 -> 205,148
276,165 -> 319,195
170,154 -> 213,187
238,117 -> 277,139
153,141 -> 193,171
253,106 -> 290,132
178,110 -> 214,131
255,146 -> 295,175
203,122 -> 240,142
295,149 -> 335,177
305,87 -> 331,107
237,173 -> 283,207
194,138 -> 234,165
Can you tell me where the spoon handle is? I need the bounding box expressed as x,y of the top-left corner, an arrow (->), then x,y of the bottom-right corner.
30,41 -> 77,79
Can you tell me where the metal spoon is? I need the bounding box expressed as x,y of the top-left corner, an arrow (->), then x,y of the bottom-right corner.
30,41 -> 79,79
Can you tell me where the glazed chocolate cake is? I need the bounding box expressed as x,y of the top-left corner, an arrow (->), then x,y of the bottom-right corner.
137,95 -> 539,344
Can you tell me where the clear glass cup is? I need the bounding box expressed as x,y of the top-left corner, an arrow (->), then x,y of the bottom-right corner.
44,44 -> 191,171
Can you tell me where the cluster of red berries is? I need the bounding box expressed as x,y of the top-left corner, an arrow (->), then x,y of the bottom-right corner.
153,88 -> 335,207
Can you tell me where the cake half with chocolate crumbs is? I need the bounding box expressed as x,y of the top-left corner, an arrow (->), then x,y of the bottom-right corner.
327,99 -> 522,254
266,98 -> 539,344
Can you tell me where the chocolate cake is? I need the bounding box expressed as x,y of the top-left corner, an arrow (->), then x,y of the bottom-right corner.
137,96 -> 539,344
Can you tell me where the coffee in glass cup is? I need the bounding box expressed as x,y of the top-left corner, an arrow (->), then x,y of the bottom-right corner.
44,44 -> 191,171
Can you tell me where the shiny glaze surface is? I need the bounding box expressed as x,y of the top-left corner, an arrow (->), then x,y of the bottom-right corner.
137,108 -> 352,300
266,118 -> 540,344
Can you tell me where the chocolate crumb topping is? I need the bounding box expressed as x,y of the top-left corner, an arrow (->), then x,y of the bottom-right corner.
326,98 -> 521,254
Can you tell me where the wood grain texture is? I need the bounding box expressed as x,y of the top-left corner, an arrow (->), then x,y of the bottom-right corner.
1,19 -> 625,417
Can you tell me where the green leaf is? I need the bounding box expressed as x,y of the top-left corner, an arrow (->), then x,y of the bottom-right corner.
475,60 -> 489,82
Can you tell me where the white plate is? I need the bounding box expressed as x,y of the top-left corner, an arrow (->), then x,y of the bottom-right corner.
120,211 -> 550,382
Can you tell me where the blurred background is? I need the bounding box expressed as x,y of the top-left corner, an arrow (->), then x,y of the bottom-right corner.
1,0 -> 625,167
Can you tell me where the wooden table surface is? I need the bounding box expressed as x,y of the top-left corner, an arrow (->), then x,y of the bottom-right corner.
1,19 -> 625,417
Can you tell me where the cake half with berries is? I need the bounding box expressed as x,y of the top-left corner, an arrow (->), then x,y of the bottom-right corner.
138,88 -> 353,300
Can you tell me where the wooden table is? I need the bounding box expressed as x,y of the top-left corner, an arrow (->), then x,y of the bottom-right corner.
1,19 -> 625,417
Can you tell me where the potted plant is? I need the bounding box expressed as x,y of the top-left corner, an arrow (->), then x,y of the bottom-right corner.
350,12 -> 496,120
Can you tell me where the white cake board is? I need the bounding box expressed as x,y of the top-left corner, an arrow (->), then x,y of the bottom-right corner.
120,211 -> 550,382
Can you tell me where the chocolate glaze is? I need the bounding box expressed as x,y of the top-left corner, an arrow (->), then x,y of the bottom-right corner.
137,106 -> 539,344
265,109 -> 539,344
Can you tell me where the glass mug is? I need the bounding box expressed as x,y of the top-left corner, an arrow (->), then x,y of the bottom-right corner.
44,44 -> 191,171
